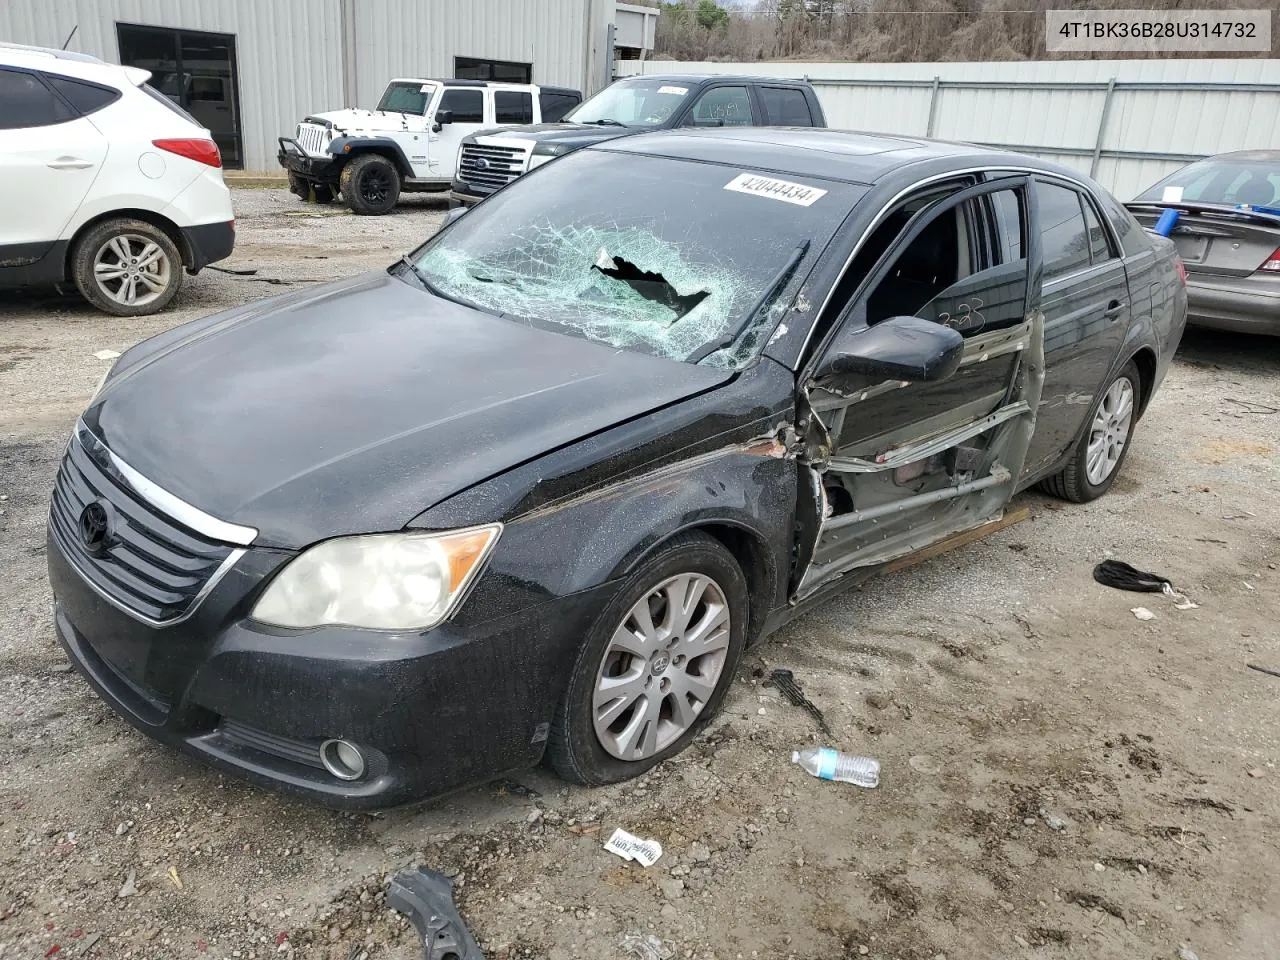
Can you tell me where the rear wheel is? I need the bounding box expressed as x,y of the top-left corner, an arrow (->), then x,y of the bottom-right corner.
1039,361 -> 1140,503
71,218 -> 182,316
548,532 -> 748,786
340,154 -> 400,215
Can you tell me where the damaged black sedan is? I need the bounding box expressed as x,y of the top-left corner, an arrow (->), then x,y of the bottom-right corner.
49,129 -> 1187,808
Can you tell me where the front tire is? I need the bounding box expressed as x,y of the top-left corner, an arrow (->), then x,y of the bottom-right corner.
1039,361 -> 1140,503
548,532 -> 748,786
340,154 -> 400,215
70,218 -> 183,317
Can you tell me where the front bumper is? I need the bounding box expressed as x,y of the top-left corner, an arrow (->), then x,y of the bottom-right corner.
449,180 -> 493,207
49,526 -> 611,809
1185,273 -> 1280,336
277,137 -> 337,182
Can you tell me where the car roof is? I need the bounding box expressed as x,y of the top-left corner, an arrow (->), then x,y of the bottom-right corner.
616,73 -> 810,87
1197,149 -> 1280,163
596,127 -> 1088,187
0,41 -> 143,87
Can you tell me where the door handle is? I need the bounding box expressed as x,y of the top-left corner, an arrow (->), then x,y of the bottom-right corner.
1102,299 -> 1127,319
48,157 -> 94,170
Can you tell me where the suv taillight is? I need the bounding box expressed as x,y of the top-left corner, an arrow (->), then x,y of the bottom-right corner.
153,138 -> 222,168
1259,247 -> 1280,273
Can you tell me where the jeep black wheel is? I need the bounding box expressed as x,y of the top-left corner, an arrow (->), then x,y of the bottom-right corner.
340,154 -> 400,215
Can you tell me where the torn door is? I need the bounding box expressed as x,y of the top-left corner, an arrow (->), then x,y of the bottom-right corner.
793,176 -> 1045,600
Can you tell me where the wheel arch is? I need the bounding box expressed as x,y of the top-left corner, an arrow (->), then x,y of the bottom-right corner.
620,519 -> 779,646
65,208 -> 192,274
329,138 -> 413,179
1127,345 -> 1158,417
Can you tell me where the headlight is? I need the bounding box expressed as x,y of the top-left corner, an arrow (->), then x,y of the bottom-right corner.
531,142 -> 569,157
251,525 -> 501,630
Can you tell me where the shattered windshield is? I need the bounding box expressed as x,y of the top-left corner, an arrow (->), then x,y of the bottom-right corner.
411,150 -> 859,365
565,79 -> 695,128
377,82 -> 436,114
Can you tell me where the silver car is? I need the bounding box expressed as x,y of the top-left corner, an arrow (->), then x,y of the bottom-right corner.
1128,150 -> 1280,336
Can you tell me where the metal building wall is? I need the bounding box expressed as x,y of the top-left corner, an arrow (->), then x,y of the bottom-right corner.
618,59 -> 1280,198
0,0 -> 345,173
351,0 -> 613,107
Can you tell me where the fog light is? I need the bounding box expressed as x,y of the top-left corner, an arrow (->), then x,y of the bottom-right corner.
320,739 -> 366,781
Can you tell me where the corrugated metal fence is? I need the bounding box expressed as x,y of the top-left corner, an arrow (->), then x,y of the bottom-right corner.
617,59 -> 1280,198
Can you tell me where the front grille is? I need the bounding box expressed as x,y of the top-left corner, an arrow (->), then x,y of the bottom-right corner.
458,142 -> 529,189
219,719 -> 324,770
49,434 -> 238,625
296,122 -> 330,156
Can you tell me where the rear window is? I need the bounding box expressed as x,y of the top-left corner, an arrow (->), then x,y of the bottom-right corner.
139,82 -> 199,125
45,74 -> 121,116
495,90 -> 533,124
759,86 -> 812,126
539,91 -> 579,123
1137,158 -> 1280,208
0,68 -> 75,129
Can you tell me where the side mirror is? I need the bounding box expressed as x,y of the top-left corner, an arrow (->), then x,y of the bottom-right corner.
816,315 -> 964,386
443,205 -> 468,226
436,110 -> 453,125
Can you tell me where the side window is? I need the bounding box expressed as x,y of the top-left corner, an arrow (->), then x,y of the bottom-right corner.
438,89 -> 483,123
759,86 -> 812,126
539,92 -> 579,123
1035,181 -> 1091,281
1081,196 -> 1115,264
1097,191 -> 1150,257
867,188 -> 1029,337
682,86 -> 752,127
45,74 -> 121,116
495,91 -> 533,124
990,189 -> 1024,263
0,68 -> 75,130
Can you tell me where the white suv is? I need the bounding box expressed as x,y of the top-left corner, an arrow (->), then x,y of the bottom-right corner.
0,43 -> 235,316
278,79 -> 581,215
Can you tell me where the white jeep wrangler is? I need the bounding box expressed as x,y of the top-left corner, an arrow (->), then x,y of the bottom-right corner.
278,78 -> 581,215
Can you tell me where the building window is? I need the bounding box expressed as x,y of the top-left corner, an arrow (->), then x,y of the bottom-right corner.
117,23 -> 243,169
455,56 -> 532,84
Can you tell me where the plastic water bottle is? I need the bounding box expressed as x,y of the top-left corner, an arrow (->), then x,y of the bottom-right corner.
792,746 -> 880,788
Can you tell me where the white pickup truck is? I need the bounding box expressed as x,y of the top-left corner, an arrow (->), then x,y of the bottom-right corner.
277,78 -> 581,215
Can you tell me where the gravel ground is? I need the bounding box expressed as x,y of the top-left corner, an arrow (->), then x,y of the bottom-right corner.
1,189 -> 1278,960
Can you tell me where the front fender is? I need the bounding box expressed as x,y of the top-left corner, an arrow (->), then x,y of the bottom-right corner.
328,137 -> 414,178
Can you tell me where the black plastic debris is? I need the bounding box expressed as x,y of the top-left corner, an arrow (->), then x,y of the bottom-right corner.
387,867 -> 485,960
765,669 -> 832,736
1092,559 -> 1171,592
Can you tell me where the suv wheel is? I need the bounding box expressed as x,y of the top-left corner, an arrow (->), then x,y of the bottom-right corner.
547,532 -> 748,786
340,154 -> 400,215
71,218 -> 183,316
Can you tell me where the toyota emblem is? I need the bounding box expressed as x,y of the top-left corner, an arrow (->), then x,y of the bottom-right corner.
78,501 -> 112,556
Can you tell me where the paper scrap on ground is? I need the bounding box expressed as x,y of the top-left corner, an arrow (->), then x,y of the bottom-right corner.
93,350 -> 121,361
1131,607 -> 1156,621
603,828 -> 663,867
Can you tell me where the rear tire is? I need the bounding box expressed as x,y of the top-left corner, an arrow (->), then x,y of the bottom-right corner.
71,218 -> 183,317
340,154 -> 400,215
547,532 -> 748,787
1038,361 -> 1141,503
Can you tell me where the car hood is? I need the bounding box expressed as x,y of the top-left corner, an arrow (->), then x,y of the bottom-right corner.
470,123 -> 637,149
309,108 -> 423,134
85,272 -> 730,549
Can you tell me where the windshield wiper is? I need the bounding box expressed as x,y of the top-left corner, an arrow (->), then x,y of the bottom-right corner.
686,241 -> 810,364
394,255 -> 482,311
582,118 -> 627,127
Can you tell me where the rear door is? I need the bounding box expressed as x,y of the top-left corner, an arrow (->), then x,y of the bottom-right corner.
794,176 -> 1044,597
0,68 -> 108,251
1022,179 -> 1132,475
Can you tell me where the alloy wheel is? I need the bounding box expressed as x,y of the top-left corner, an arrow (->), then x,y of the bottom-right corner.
92,234 -> 172,308
360,168 -> 392,204
1086,376 -> 1135,485
592,573 -> 731,761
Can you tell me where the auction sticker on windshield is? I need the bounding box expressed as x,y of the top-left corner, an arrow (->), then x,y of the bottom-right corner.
724,173 -> 827,207
657,85 -> 688,95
